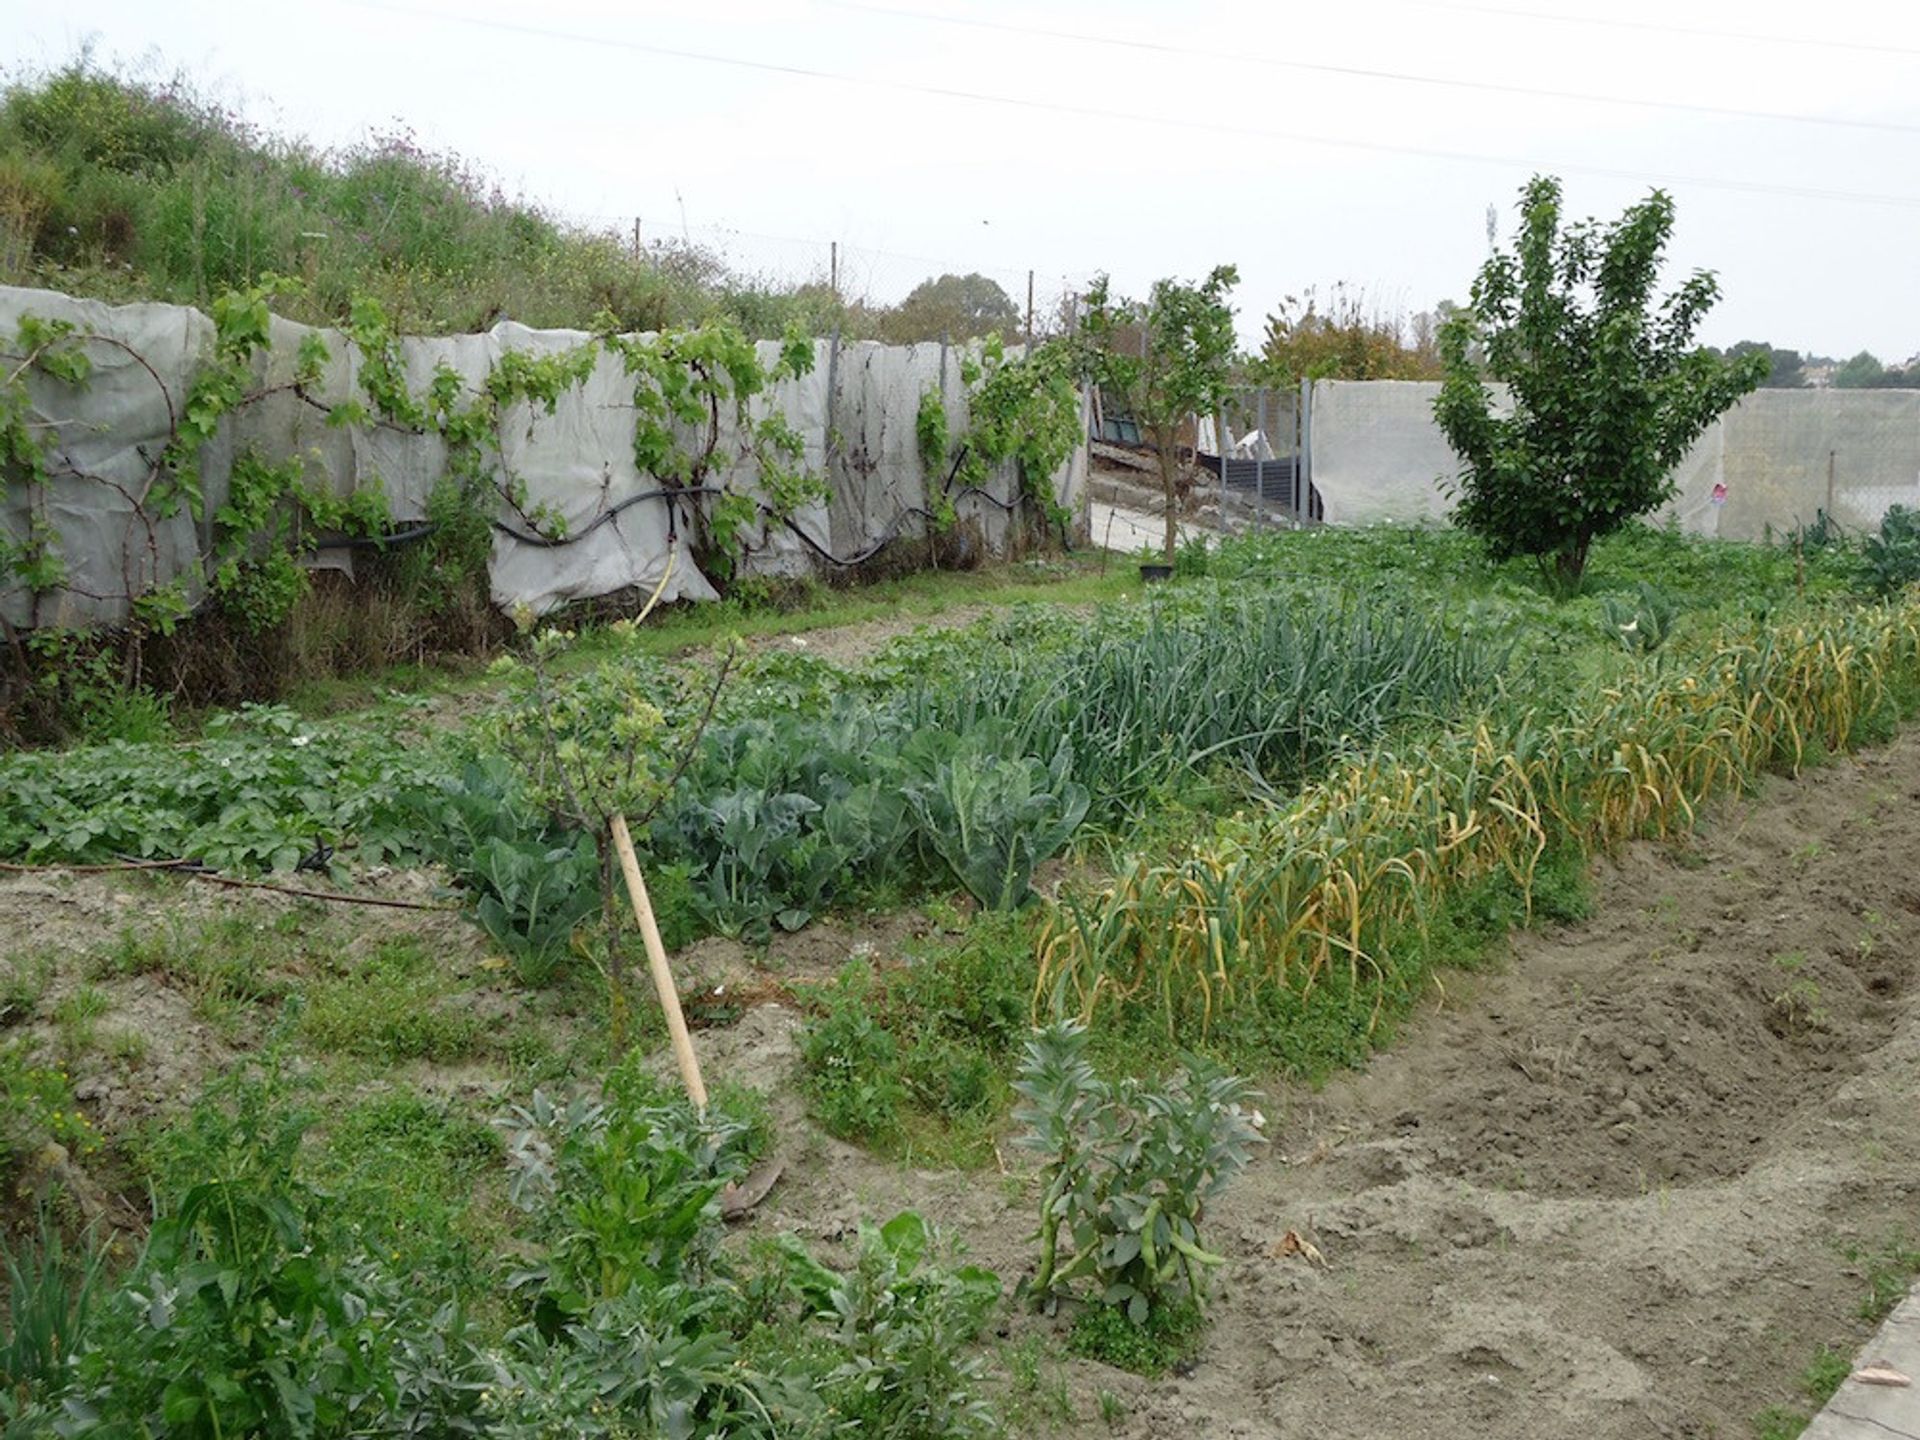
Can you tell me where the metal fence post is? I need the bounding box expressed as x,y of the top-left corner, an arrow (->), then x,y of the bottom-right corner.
1255,389 -> 1268,530
826,327 -> 843,545
1215,405 -> 1232,531
1297,376 -> 1312,526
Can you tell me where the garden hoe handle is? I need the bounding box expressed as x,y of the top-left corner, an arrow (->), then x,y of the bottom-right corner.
609,812 -> 709,1113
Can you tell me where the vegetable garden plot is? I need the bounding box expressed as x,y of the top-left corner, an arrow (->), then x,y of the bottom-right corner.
4,522 -> 1918,1440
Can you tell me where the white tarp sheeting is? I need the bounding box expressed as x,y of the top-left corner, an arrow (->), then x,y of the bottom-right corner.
1307,378 -> 1920,538
1307,381 -> 1457,526
0,287 -> 1086,628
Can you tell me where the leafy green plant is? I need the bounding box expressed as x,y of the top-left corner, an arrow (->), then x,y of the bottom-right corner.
903,728 -> 1088,910
653,705 -> 921,938
1435,175 -> 1766,591
1600,581 -> 1680,654
470,832 -> 602,984
797,1211 -> 1002,1440
1863,505 -> 1920,596
498,1055 -> 755,1331
65,1049 -> 394,1438
686,786 -> 840,936
479,1284 -> 805,1440
406,757 -> 601,976
0,701 -> 443,871
1013,1021 -> 1262,1333
799,964 -> 909,1146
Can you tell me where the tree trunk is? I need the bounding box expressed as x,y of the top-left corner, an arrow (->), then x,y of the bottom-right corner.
598,830 -> 628,1053
1160,440 -> 1178,566
1553,532 -> 1593,594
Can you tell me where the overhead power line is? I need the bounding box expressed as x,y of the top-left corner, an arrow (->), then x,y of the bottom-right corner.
822,0 -> 1920,137
1395,0 -> 1920,60
343,0 -> 1920,212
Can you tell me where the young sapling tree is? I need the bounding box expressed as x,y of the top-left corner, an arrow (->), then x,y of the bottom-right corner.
1081,267 -> 1240,567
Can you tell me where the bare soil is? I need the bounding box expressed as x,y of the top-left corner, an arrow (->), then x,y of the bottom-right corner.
747,605 -> 1001,668
751,728 -> 1920,1439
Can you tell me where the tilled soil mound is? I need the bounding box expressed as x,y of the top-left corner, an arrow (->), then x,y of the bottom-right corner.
765,728 -> 1920,1439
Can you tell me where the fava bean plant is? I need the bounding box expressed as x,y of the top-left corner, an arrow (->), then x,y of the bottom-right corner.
1013,1021 -> 1263,1328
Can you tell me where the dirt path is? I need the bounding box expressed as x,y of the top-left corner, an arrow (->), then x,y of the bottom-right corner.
756,728 -> 1920,1439
745,604 -> 1002,667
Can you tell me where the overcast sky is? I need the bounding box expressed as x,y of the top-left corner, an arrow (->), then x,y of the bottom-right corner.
5,0 -> 1918,361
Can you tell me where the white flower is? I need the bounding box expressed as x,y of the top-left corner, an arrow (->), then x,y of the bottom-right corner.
291,734 -> 312,748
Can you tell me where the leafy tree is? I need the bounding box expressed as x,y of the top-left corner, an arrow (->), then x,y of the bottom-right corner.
1723,340 -> 1806,389
1834,350 -> 1890,388
1259,283 -> 1446,385
1082,266 -> 1240,565
1434,176 -> 1765,591
878,272 -> 1020,344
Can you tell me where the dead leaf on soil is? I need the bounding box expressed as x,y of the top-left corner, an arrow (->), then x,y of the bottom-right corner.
1853,1365 -> 1912,1387
719,1159 -> 784,1221
1283,1136 -> 1334,1168
1269,1229 -> 1327,1266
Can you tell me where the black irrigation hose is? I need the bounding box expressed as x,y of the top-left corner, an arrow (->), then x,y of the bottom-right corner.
489,479 -> 1030,567
316,523 -> 440,549
311,450 -> 1064,567
491,485 -> 732,549
775,485 -> 1023,569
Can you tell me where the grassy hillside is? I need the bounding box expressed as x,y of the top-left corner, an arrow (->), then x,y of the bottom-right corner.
0,60 -> 850,337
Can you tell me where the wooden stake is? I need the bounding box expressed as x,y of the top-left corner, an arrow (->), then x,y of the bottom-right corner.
609,812 -> 708,1111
